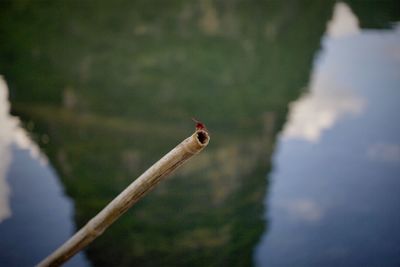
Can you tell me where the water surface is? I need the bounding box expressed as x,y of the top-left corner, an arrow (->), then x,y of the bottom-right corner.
0,1 -> 399,266
0,79 -> 89,266
256,3 -> 400,266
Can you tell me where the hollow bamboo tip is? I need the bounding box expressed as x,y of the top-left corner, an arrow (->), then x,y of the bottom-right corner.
183,129 -> 210,155
194,129 -> 210,146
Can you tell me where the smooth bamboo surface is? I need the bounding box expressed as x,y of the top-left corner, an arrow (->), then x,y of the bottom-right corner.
37,129 -> 210,267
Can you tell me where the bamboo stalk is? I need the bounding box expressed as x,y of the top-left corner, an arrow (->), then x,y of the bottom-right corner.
37,129 -> 210,267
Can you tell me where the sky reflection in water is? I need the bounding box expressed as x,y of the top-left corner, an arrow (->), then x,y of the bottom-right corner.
256,3 -> 400,266
0,1 -> 399,266
0,78 -> 89,267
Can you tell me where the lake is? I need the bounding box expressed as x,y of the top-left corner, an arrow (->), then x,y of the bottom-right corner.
0,1 -> 399,266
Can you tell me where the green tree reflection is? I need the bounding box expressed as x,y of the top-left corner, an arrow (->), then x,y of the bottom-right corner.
0,1 -> 336,266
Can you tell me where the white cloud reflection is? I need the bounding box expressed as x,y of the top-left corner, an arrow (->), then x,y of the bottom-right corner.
282,2 -> 365,143
0,76 -> 16,222
0,76 -> 48,222
283,79 -> 364,143
327,2 -> 360,38
368,143 -> 400,163
281,198 -> 323,223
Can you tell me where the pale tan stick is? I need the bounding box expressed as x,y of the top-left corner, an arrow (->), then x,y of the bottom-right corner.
37,129 -> 210,267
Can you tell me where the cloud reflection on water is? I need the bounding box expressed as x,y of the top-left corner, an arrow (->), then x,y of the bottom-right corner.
0,76 -> 15,222
367,143 -> 400,163
283,2 -> 365,143
0,76 -> 48,222
256,2 -> 400,266
0,76 -> 90,266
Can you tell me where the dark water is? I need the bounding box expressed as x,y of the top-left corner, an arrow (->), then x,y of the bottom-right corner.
0,1 -> 399,266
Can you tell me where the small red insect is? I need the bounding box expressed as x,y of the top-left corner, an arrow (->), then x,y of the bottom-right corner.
192,117 -> 207,131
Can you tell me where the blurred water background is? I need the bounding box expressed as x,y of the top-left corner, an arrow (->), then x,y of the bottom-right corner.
0,1 -> 399,266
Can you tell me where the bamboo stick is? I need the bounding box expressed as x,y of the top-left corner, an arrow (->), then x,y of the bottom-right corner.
37,128 -> 210,267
